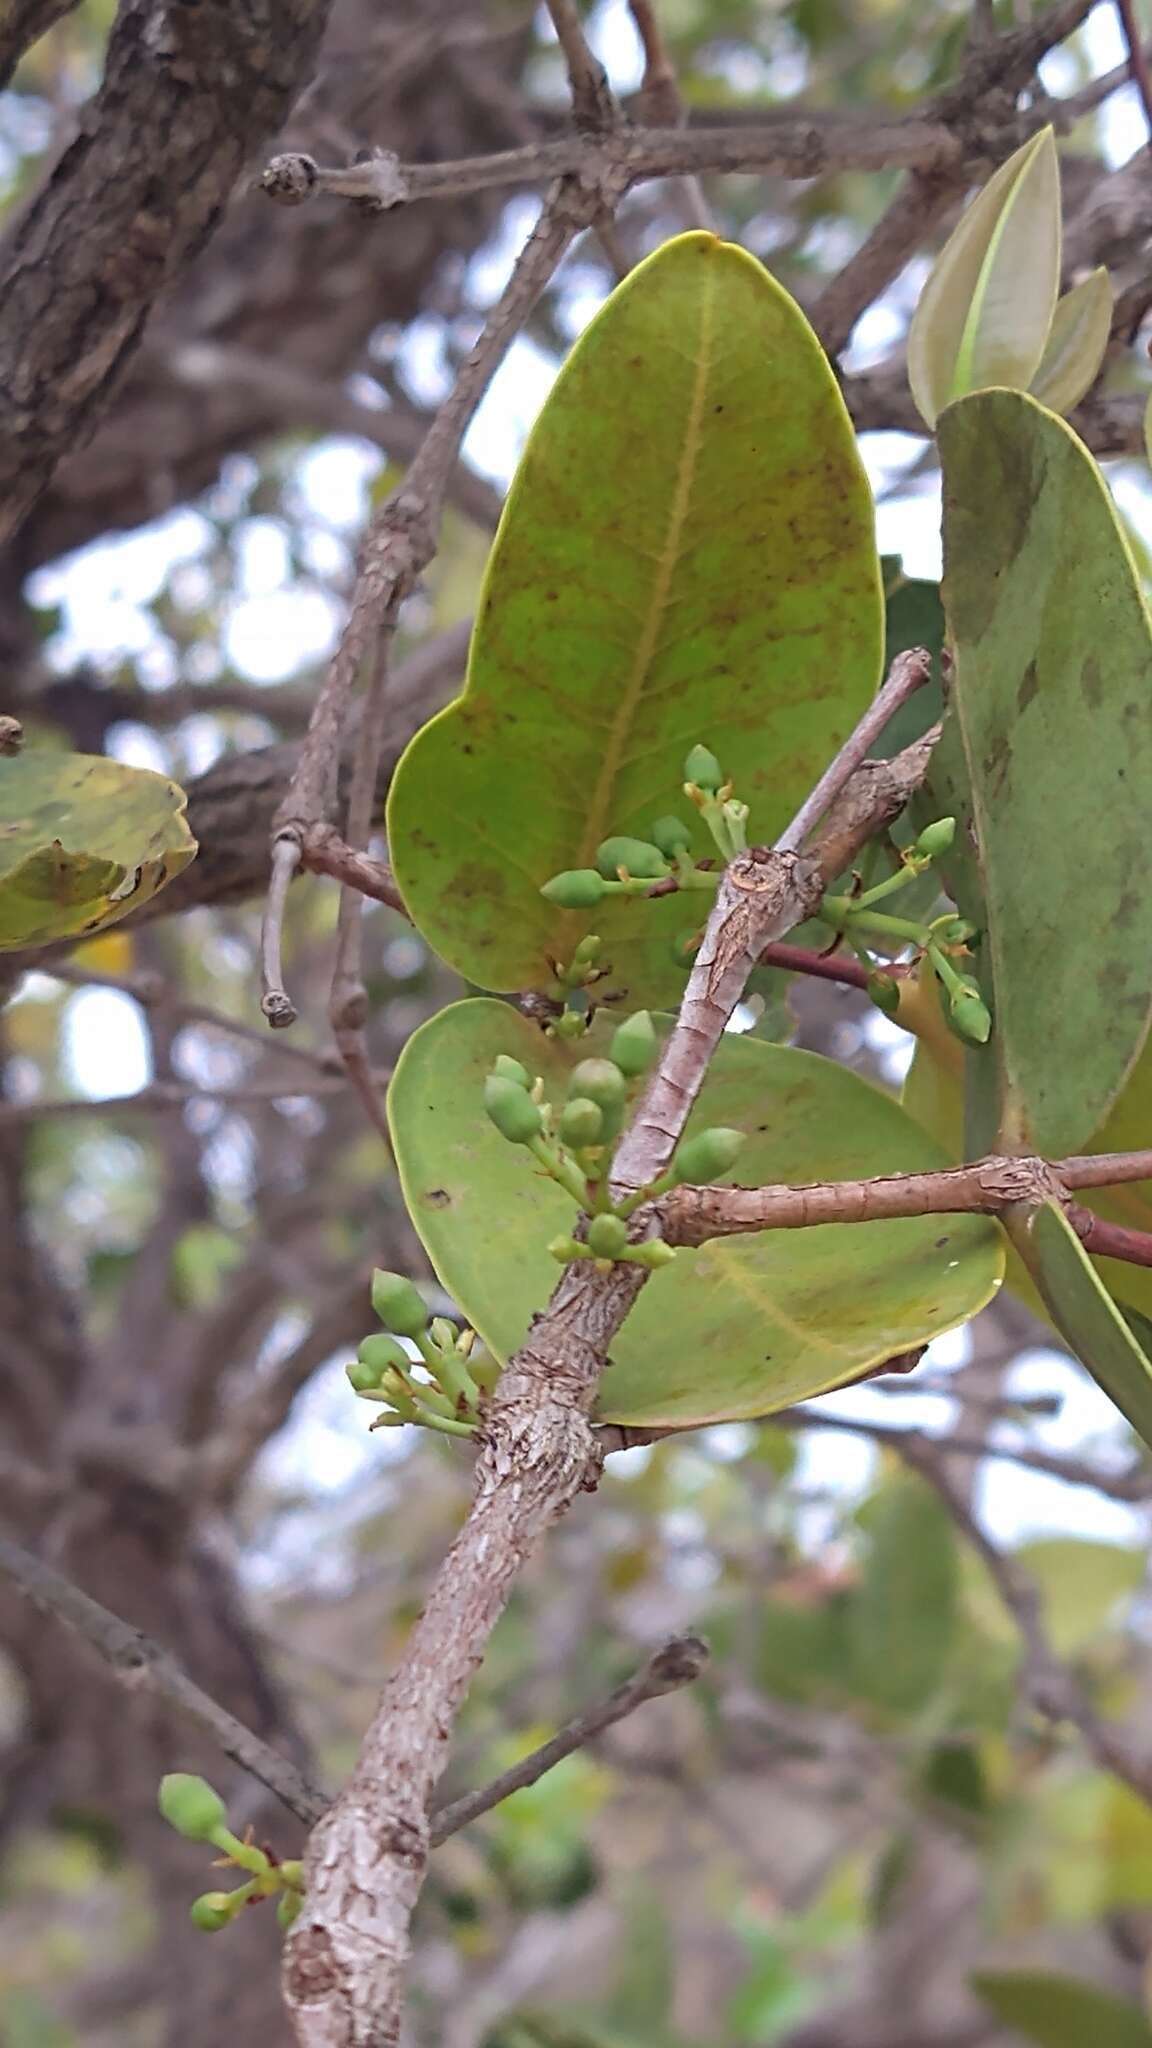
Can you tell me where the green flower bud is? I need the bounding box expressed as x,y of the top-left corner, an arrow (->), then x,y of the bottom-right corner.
571,934 -> 603,967
484,1074 -> 544,1145
610,1010 -> 657,1078
587,1213 -> 629,1260
594,836 -> 669,881
673,1126 -> 745,1184
541,869 -> 606,909
650,814 -> 693,858
356,1333 -> 410,1378
558,1096 -> 604,1148
548,1234 -> 584,1263
347,1358 -> 384,1394
913,816 -> 956,860
628,1237 -> 677,1269
568,1059 -> 627,1113
370,1269 -> 429,1338
429,1316 -> 456,1351
493,1054 -> 530,1088
191,1892 -> 234,1933
866,973 -> 902,1018
552,1009 -> 590,1041
948,989 -> 993,1046
159,1774 -> 228,1843
935,916 -> 976,945
684,744 -> 724,793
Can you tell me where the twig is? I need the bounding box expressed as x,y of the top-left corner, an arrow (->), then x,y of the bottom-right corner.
328,629 -> 399,1143
1068,1202 -> 1152,1268
264,181 -> 599,1027
1116,0 -> 1152,140
282,728 -> 938,2047
544,0 -> 618,134
300,824 -> 408,914
627,0 -> 713,231
757,941 -> 871,991
663,1149 -> 1152,1245
429,1634 -> 709,1846
775,647 -> 932,854
261,837 -> 302,1029
0,1526 -> 329,1827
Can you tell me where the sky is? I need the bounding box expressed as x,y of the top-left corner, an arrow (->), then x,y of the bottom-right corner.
11,0 -> 1152,1559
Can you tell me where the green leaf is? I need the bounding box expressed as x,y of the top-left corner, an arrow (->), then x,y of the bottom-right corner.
0,750 -> 196,949
908,129 -> 1060,427
876,558 -> 945,758
1029,269 -> 1112,416
387,232 -> 882,1005
972,1971 -> 1152,2048
938,389 -> 1152,1156
1017,1200 -> 1152,1453
848,1471 -> 958,1714
387,999 -> 1003,1429
1015,1536 -> 1145,1656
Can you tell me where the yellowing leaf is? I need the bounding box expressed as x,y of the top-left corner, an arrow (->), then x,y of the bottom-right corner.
1029,268 -> 1112,416
387,232 -> 882,1006
388,999 -> 1002,1430
908,129 -> 1060,428
0,752 -> 196,950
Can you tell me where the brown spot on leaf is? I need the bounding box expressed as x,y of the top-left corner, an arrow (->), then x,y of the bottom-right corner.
424,1188 -> 451,1209
1082,654 -> 1103,707
1016,658 -> 1039,714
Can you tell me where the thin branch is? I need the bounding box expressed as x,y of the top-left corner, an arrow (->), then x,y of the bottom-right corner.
327,630 -> 398,1143
544,0 -> 618,133
0,1525 -> 329,1827
261,837 -> 302,1029
0,0 -> 79,91
300,824 -> 408,914
775,646 -> 932,854
757,940 -> 872,991
429,1634 -> 709,1846
664,1149 -> 1152,1246
1116,0 -> 1152,139
627,0 -> 713,230
1068,1202 -> 1152,1268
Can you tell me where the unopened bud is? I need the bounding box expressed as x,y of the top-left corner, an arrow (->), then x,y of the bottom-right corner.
948,989 -> 992,1046
493,1054 -> 530,1087
191,1892 -> 234,1933
484,1074 -> 544,1145
568,1058 -> 627,1113
684,744 -> 724,794
587,1213 -> 629,1260
610,1010 -> 657,1077
673,1126 -> 745,1184
913,816 -> 956,860
370,1269 -> 429,1338
866,973 -> 901,1018
159,1774 -> 228,1844
541,869 -> 606,909
650,814 -> 693,858
595,836 -> 669,881
559,1096 -> 604,1148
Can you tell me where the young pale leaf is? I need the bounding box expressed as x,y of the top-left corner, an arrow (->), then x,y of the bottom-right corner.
388,232 -> 882,1005
1028,268 -> 1112,416
387,999 -> 1002,1430
907,128 -> 1060,428
1015,1200 -> 1152,1455
972,1971 -> 1152,2048
0,751 -> 196,949
939,389 -> 1152,1158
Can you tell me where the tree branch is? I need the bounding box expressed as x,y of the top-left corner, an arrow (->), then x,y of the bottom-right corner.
0,0 -> 78,91
0,0 -> 332,543
429,1633 -> 709,1845
0,1525 -> 329,1826
663,1149 -> 1152,1246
